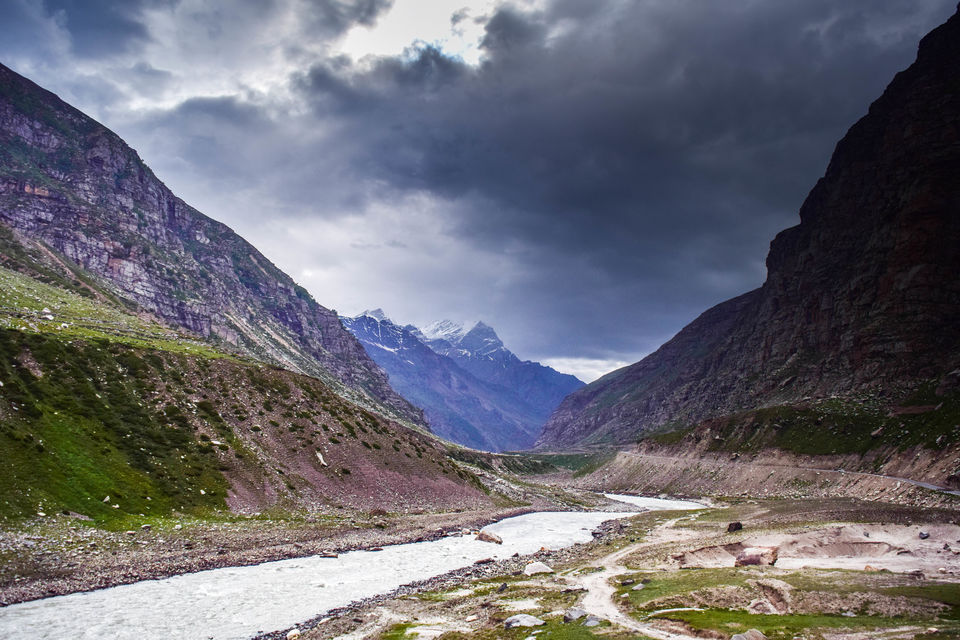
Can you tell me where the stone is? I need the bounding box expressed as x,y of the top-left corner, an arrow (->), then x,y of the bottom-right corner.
476,530 -> 503,544
497,583 -> 509,593
523,561 -> 554,575
735,547 -> 778,566
747,599 -> 778,615
727,522 -> 743,533
919,531 -> 930,540
632,583 -> 645,591
732,631 -> 767,640
504,614 -> 545,629
563,607 -> 587,623
583,615 -> 602,627
140,524 -> 151,531
286,630 -> 301,639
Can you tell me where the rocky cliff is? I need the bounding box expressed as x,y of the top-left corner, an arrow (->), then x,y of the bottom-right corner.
0,62 -> 422,425
538,6 -> 960,448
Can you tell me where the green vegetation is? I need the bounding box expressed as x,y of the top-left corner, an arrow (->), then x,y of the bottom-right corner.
0,265 -> 227,358
0,328 -> 229,524
656,609 -> 901,640
641,391 -> 960,457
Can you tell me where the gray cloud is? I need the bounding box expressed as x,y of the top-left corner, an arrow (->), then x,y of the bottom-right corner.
0,0 -> 955,377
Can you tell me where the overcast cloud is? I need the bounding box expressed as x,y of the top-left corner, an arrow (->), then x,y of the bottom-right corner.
0,0 -> 954,381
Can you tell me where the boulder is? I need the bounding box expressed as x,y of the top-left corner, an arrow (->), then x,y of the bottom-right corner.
523,561 -> 554,575
563,607 -> 587,622
583,615 -> 602,627
286,629 -> 301,639
732,630 -> 766,640
504,614 -> 545,629
735,547 -> 778,566
476,530 -> 503,544
919,531 -> 930,540
727,522 -> 743,533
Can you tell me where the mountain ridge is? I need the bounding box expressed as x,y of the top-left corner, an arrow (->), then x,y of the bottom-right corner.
0,61 -> 422,425
343,310 -> 583,451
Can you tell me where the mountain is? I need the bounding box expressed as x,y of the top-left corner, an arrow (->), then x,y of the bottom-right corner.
343,312 -> 583,451
538,6 -> 960,448
421,319 -> 585,413
0,62 -> 422,426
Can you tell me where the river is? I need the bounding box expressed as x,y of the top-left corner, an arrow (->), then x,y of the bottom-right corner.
0,495 -> 704,640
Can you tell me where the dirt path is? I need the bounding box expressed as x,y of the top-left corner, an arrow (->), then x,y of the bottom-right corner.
569,518 -> 697,640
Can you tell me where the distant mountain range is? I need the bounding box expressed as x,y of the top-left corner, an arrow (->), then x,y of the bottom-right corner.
538,7 -> 960,448
343,310 -> 583,451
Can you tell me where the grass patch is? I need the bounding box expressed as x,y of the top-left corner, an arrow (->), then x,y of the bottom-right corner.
655,609 -> 905,640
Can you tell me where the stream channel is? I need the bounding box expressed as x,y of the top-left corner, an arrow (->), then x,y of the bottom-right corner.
0,494 -> 704,640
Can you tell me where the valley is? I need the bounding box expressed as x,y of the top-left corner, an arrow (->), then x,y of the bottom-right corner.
1,2 -> 959,640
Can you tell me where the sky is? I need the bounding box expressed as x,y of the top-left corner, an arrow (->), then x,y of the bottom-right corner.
0,0 -> 955,382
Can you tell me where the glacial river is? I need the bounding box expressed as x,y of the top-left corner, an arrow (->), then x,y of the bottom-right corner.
0,495 -> 704,640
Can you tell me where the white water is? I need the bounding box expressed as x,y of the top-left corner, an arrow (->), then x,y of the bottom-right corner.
603,493 -> 706,511
0,497 -> 703,640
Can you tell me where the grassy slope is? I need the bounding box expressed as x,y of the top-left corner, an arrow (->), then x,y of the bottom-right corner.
646,392 -> 960,459
0,244 -> 493,527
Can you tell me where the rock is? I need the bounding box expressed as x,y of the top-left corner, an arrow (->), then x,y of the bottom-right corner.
286,629 -> 301,639
173,524 -> 182,531
523,561 -> 554,575
919,531 -> 930,540
497,583 -> 509,593
620,578 -> 635,586
124,531 -> 136,537
464,615 -> 478,623
504,614 -> 545,629
563,607 -> 587,623
474,558 -> 494,565
727,522 -> 743,533
476,530 -> 503,544
735,547 -> 778,566
583,615 -> 602,627
732,630 -> 767,640
140,524 -> 151,531
632,583 -> 645,591
102,496 -> 110,503
747,599 -> 778,615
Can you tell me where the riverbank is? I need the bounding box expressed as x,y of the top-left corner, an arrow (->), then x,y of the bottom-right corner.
0,506 -> 541,606
293,497 -> 960,640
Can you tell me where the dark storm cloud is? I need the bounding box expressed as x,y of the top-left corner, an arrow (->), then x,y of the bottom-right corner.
1,0 -> 954,373
283,0 -> 956,359
43,0 -> 158,58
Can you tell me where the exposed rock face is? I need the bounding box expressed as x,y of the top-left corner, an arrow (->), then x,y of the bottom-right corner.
539,7 -> 960,447
0,63 -> 422,424
343,311 -> 582,451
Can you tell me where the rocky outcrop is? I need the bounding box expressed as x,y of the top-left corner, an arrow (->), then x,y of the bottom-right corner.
0,63 -> 422,424
539,6 -> 960,447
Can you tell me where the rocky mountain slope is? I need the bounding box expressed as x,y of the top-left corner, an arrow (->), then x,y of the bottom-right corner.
0,62 -> 421,425
538,5 -> 960,448
420,319 -> 584,414
343,311 -> 583,451
0,222 -> 499,524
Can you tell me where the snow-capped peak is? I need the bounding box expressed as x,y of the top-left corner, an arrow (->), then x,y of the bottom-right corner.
360,308 -> 390,322
421,319 -> 467,343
